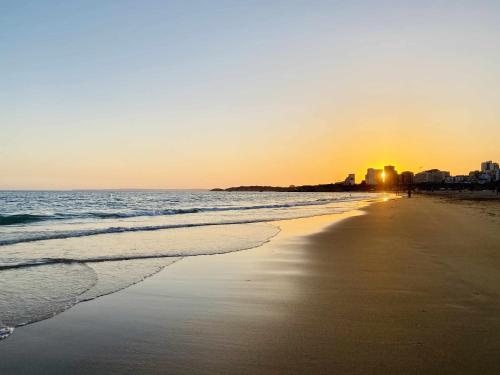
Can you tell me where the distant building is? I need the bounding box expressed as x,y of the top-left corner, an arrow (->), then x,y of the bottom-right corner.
480,160 -> 500,182
399,171 -> 414,186
467,161 -> 500,184
414,169 -> 450,184
453,175 -> 469,183
468,170 -> 480,183
481,161 -> 499,173
344,173 -> 355,186
383,165 -> 398,188
475,172 -> 492,184
365,168 -> 383,186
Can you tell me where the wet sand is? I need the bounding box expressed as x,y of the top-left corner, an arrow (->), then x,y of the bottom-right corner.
2,196 -> 500,374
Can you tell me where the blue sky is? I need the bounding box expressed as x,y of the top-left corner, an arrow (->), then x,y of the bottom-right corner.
2,1 -> 500,188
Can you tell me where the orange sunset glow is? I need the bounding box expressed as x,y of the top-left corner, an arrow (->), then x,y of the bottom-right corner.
2,2 -> 499,189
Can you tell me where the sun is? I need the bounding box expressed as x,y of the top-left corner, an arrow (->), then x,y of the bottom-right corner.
381,171 -> 386,182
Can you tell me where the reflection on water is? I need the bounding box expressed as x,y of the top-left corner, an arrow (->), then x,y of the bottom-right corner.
0,191 -> 390,341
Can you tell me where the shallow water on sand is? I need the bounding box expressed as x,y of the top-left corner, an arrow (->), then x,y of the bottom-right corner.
0,191 -> 384,340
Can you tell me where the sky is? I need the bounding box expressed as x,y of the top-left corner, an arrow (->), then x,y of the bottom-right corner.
2,0 -> 500,189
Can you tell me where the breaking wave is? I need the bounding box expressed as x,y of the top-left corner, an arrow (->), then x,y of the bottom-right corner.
0,196 -> 366,226
0,222 -> 281,341
0,214 -> 53,226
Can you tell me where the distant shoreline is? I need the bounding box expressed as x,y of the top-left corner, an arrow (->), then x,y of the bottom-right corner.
211,184 -> 372,192
212,182 -> 500,193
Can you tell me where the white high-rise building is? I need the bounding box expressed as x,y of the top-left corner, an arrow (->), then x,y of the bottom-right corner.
482,161 -> 494,172
480,161 -> 500,181
481,160 -> 499,173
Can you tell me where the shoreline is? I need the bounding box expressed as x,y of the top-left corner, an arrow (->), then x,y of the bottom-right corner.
0,194 -> 381,343
2,196 -> 500,373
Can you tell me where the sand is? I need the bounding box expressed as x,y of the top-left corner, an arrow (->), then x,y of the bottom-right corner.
1,196 -> 500,374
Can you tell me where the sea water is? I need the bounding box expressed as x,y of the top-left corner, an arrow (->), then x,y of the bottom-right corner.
0,190 -> 383,340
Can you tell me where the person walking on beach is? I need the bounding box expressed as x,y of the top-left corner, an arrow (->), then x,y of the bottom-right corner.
407,186 -> 412,198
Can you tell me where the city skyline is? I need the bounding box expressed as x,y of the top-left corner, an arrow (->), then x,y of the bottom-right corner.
356,159 -> 500,187
1,158 -> 497,190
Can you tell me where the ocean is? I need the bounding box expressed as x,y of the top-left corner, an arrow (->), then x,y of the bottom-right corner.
0,190 -> 383,340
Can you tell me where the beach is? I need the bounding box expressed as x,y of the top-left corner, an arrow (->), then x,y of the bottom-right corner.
2,195 -> 500,374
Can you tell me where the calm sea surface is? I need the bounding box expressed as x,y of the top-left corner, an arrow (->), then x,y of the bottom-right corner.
0,190 -> 383,340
